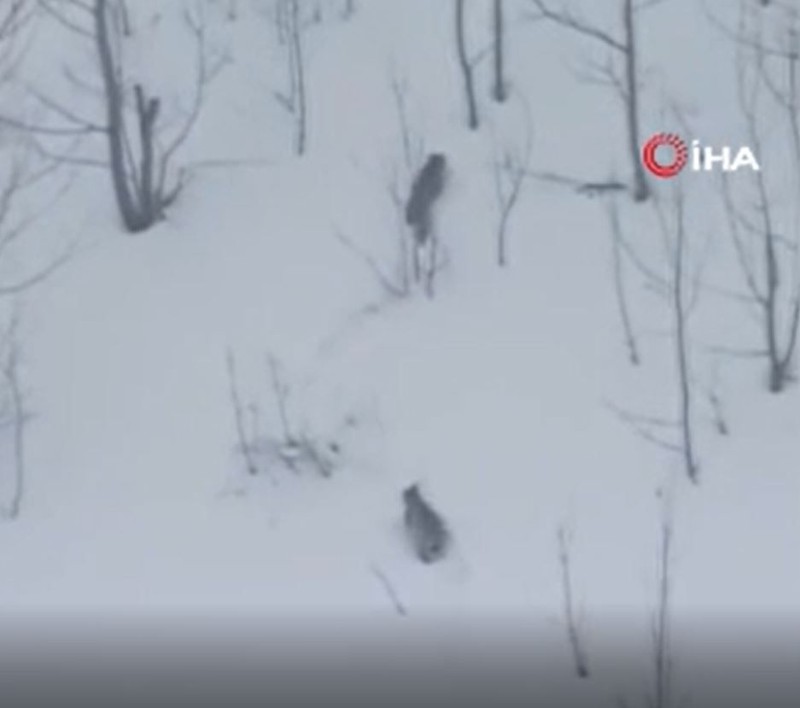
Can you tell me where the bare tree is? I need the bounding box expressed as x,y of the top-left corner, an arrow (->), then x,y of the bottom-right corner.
530,0 -> 650,201
659,189 -> 699,483
492,0 -> 507,102
2,1 -> 223,233
649,518 -> 675,708
556,525 -> 590,679
618,515 -> 678,708
492,106 -> 532,266
455,0 -> 479,130
97,0 -> 221,231
608,198 -> 641,365
273,0 -> 308,156
716,4 -> 800,393
607,186 -> 702,484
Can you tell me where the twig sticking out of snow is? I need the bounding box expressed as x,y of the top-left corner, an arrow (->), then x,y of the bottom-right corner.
556,525 -> 590,679
370,563 -> 408,617
226,349 -> 259,476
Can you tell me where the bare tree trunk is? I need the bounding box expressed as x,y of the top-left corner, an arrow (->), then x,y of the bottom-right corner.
753,163 -> 795,392
651,520 -> 674,708
95,0 -> 150,232
557,526 -> 590,679
672,193 -> 698,483
608,200 -> 640,365
623,0 -> 649,202
276,0 -> 308,156
288,0 -> 307,156
455,0 -> 479,130
492,0 -> 507,103
135,84 -> 160,224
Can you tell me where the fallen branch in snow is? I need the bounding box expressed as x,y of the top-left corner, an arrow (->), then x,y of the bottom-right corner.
370,563 -> 408,617
520,169 -> 628,198
556,525 -> 590,678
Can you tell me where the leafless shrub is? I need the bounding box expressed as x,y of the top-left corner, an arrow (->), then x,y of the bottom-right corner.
491,101 -> 532,267
225,350 -> 341,480
608,186 -> 703,484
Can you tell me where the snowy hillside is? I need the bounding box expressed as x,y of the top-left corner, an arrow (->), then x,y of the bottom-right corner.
0,0 -> 798,705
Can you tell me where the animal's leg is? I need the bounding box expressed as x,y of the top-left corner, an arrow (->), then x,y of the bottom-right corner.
425,234 -> 437,298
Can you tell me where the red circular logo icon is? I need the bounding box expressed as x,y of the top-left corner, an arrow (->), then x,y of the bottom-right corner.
642,133 -> 688,178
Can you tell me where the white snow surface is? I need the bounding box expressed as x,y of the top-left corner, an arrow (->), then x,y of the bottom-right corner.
0,0 -> 798,697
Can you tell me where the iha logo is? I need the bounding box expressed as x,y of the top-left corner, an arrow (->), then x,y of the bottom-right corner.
642,133 -> 761,178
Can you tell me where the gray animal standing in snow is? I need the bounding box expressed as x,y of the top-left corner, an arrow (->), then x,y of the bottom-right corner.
402,483 -> 450,564
405,153 -> 447,245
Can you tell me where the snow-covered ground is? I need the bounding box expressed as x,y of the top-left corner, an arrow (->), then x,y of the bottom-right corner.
0,0 -> 798,704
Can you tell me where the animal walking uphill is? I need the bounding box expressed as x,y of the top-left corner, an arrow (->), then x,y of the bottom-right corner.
402,484 -> 451,564
405,153 -> 447,296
